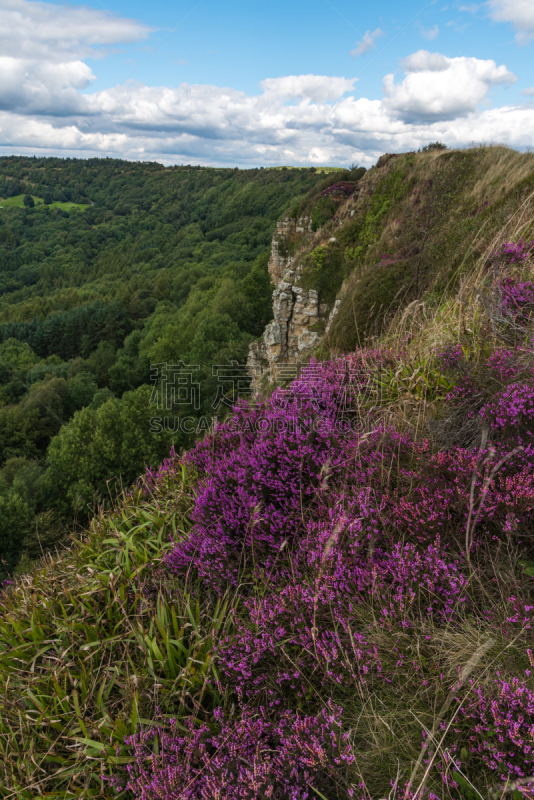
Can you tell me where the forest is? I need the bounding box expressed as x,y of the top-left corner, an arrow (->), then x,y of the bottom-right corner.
0,156 -> 331,576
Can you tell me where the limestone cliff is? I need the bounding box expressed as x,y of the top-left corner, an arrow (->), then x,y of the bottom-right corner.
247,216 -> 335,390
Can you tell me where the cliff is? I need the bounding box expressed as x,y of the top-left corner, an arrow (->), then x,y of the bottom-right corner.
249,145 -> 534,390
247,216 -> 328,389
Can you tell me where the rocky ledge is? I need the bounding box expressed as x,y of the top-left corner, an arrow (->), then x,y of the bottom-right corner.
247,216 -> 339,391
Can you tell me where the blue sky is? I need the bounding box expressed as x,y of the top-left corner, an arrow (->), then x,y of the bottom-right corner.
81,0 -> 531,100
0,0 -> 532,166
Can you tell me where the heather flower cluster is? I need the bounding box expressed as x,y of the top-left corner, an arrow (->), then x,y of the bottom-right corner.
480,382 -> 534,445
438,675 -> 534,797
435,344 -> 464,370
108,704 -> 354,799
379,253 -> 403,265
486,347 -> 525,382
497,276 -> 534,326
490,240 -> 534,267
117,266 -> 534,798
320,181 -> 356,197
166,354 -> 380,585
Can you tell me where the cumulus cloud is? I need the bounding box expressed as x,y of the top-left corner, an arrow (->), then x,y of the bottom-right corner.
0,56 -> 94,115
0,0 -> 150,118
384,50 -> 516,121
1,82 -> 533,169
2,83 -> 533,170
260,75 -> 357,103
350,28 -> 385,57
522,87 -> 534,96
487,0 -> 534,44
0,0 -> 150,62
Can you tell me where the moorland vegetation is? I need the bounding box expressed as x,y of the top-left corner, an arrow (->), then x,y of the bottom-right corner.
0,145 -> 533,800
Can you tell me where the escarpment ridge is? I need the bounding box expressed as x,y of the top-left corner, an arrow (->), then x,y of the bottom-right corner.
249,145 -> 534,390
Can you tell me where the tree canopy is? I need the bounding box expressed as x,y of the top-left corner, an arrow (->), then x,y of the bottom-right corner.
0,155 -> 329,576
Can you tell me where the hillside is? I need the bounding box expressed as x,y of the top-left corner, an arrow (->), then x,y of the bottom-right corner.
247,145 -> 534,391
0,157 -> 330,577
0,145 -> 534,800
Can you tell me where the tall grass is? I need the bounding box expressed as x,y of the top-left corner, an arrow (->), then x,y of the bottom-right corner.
0,469 -> 235,798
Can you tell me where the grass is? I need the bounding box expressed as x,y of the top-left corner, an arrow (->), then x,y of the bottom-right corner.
0,194 -> 90,211
316,145 -> 534,351
0,467 -> 235,798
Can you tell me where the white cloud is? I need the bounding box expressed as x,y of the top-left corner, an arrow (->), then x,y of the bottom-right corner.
1,85 -> 533,169
384,51 -> 516,121
2,84 -> 533,170
487,0 -> 534,44
522,86 -> 534,96
350,28 -> 385,57
260,75 -> 357,103
0,56 -> 94,115
419,23 -> 440,40
0,0 -> 151,61
0,0 -> 529,170
0,0 -> 150,118
400,51 -> 450,71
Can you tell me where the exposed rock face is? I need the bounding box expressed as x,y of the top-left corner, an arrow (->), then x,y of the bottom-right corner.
247,216 -> 330,391
247,173 -> 375,390
267,216 -> 310,284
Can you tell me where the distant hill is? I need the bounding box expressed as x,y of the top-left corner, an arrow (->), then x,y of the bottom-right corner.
0,156 -> 330,576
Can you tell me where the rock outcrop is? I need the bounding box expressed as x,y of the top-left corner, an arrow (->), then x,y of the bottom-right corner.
247,173 -> 371,391
247,216 -> 333,391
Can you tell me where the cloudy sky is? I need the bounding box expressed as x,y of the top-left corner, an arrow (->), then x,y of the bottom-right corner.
0,0 -> 532,166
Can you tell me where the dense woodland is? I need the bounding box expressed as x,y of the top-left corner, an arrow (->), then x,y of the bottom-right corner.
0,156 -> 332,577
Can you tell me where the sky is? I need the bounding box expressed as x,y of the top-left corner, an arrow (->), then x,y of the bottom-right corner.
0,0 -> 533,167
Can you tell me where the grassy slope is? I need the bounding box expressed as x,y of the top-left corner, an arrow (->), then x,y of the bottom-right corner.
0,469 -> 225,798
0,194 -> 89,211
1,146 -> 534,799
294,146 -> 534,352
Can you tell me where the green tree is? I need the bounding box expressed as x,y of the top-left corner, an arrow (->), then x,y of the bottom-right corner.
23,194 -> 34,208
0,490 -> 33,576
0,339 -> 39,370
88,341 -> 116,386
67,372 -> 98,409
21,377 -> 71,439
46,385 -> 178,515
0,405 -> 47,464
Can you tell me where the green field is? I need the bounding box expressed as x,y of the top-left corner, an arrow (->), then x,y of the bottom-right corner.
267,165 -> 343,173
0,194 -> 89,211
